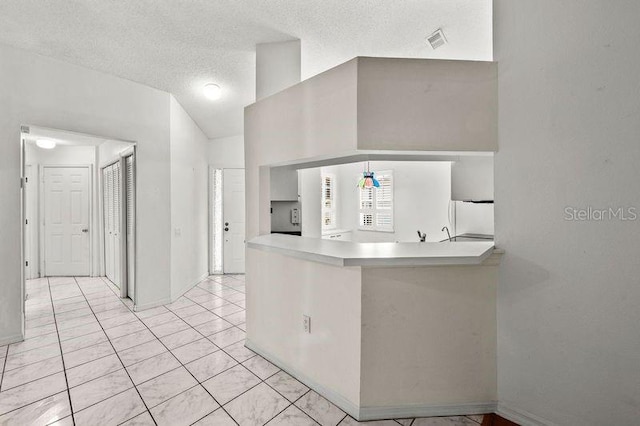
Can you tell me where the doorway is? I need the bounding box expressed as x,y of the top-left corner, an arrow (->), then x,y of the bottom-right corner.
101,152 -> 136,299
209,168 -> 246,274
21,126 -> 138,328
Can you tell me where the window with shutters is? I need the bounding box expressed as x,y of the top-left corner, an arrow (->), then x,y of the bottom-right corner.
321,173 -> 336,230
359,170 -> 393,232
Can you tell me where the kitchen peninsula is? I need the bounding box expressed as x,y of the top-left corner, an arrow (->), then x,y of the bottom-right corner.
244,57 -> 501,420
248,234 -> 495,266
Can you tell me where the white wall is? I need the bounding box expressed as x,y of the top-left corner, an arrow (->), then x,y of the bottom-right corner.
208,134 -> 244,169
495,1 -> 640,425
256,40 -> 301,101
454,202 -> 495,237
246,249 -> 363,407
169,96 -> 209,298
24,144 -> 98,277
360,263 -> 498,408
300,168 -> 322,238
0,43 -> 172,343
98,140 -> 133,167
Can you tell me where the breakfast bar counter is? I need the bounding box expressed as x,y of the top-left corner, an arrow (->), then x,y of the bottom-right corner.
245,234 -> 502,421
247,234 -> 496,267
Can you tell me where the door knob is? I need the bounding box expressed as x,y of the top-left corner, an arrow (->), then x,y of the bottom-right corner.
225,222 -> 229,226
224,227 -> 229,232
82,229 -> 89,233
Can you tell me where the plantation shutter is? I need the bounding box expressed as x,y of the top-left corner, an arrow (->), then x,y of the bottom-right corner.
322,173 -> 336,230
358,170 -> 393,231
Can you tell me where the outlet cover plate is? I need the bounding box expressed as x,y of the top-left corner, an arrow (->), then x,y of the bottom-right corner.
303,315 -> 311,333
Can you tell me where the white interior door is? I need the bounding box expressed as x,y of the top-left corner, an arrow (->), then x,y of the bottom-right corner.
125,155 -> 135,300
103,162 -> 122,288
112,162 -> 122,288
223,169 -> 246,273
103,166 -> 113,281
43,166 -> 90,276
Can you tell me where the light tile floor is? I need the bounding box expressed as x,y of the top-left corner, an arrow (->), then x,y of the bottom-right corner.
0,275 -> 486,426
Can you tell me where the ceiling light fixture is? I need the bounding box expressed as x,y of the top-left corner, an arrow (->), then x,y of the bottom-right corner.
203,83 -> 222,100
36,139 -> 56,149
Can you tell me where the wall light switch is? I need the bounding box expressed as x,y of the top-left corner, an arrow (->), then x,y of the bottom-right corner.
303,315 -> 311,333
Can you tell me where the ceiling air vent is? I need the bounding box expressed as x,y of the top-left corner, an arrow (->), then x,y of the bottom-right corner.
427,29 -> 447,49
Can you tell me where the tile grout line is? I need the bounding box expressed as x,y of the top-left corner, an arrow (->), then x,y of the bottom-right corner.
29,275 -> 393,426
192,281 -> 320,415
261,389 -> 314,426
148,275 -> 324,426
48,277 -> 77,426
124,292 -> 242,426
72,277 -> 158,426
189,277 -> 321,424
0,342 -> 8,393
136,275 -> 253,424
14,275 -> 352,426
202,277 -> 347,425
180,279 -> 321,425
206,277 -> 347,426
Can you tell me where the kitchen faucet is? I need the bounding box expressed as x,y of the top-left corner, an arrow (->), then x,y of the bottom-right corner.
417,230 -> 426,242
442,226 -> 452,242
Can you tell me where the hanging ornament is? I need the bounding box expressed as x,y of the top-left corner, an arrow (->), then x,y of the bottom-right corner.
357,162 -> 380,189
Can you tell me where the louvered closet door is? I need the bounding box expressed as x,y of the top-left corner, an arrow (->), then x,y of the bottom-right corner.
103,166 -> 114,281
103,162 -> 122,288
125,155 -> 135,300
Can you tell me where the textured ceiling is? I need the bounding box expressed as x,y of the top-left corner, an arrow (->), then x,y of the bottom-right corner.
0,1 -> 492,139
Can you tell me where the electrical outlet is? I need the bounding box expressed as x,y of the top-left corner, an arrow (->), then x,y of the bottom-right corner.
291,208 -> 300,225
303,315 -> 311,333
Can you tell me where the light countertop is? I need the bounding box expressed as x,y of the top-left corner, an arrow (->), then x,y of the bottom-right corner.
247,234 -> 496,267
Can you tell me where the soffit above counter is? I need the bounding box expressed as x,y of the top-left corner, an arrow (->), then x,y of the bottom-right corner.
245,56 -> 498,169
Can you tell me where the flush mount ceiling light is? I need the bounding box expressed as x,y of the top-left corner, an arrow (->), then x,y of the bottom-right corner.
426,28 -> 447,49
36,139 -> 56,149
203,83 -> 222,100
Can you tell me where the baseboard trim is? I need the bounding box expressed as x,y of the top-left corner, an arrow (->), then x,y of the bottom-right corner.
245,340 -> 361,419
359,401 -> 497,422
133,298 -> 172,312
0,333 -> 24,346
246,339 -> 497,422
497,403 -> 555,426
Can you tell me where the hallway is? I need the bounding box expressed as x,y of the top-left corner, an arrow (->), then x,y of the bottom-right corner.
0,275 -> 483,425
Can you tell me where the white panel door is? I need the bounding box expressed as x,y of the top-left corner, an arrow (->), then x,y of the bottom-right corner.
44,167 -> 90,276
223,169 -> 246,273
